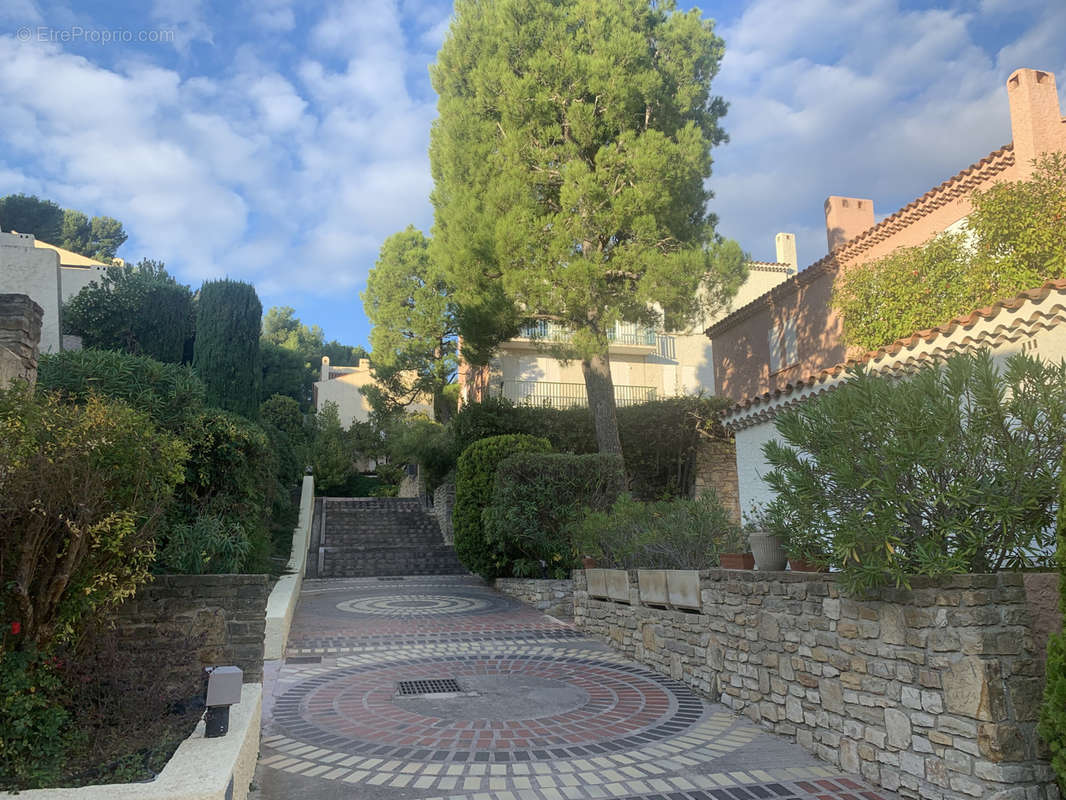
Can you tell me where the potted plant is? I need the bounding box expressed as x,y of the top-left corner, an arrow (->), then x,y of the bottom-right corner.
716,526 -> 754,570
748,529 -> 788,571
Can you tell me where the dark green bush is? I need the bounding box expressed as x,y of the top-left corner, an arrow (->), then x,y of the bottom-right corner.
570,492 -> 743,569
38,349 -> 206,430
482,453 -> 625,578
445,394 -> 727,500
454,434 -> 552,579
155,514 -> 251,574
762,350 -> 1065,594
0,649 -> 81,790
193,279 -> 262,418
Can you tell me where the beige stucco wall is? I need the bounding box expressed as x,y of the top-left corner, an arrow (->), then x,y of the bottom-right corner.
60,264 -> 110,302
315,363 -> 433,427
0,232 -> 62,354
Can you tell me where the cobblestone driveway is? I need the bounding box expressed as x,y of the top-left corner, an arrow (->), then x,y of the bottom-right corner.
254,576 -> 896,800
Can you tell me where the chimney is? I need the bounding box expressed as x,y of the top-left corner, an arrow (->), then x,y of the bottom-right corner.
824,196 -> 875,252
1007,68 -> 1065,175
774,232 -> 797,270
321,355 -> 330,382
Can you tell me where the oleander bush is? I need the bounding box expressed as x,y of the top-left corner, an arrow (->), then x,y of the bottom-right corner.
761,350 -> 1066,594
482,453 -> 625,578
570,492 -> 743,570
453,434 -> 552,579
1039,450 -> 1066,791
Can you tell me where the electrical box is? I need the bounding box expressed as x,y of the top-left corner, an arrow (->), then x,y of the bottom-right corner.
206,666 -> 243,706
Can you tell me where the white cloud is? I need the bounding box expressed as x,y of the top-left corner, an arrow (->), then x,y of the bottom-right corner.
709,0 -> 1066,268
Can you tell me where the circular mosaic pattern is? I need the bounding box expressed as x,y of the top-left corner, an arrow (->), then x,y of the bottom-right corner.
335,594 -> 491,617
272,653 -> 705,762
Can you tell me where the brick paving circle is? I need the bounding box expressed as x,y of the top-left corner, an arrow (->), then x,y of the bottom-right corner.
335,594 -> 491,616
272,652 -> 705,763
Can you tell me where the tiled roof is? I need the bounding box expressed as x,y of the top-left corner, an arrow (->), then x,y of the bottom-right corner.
721,279 -> 1066,431
748,261 -> 796,274
705,144 -> 1016,339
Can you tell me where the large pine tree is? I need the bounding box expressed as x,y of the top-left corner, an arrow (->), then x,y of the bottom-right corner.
429,0 -> 746,454
193,279 -> 262,417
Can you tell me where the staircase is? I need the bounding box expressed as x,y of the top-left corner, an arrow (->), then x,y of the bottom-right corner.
315,498 -> 468,578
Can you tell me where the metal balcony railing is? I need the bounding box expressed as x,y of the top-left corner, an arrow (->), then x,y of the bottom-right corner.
497,380 -> 656,409
516,321 -> 657,347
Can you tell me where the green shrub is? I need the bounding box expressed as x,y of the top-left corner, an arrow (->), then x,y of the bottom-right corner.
761,350 -> 1065,594
570,492 -> 743,569
833,154 -> 1066,351
38,349 -> 206,430
193,279 -> 262,417
63,260 -> 195,364
482,453 -> 625,578
445,394 -> 726,500
0,388 -> 186,647
156,514 -> 251,574
454,434 -> 552,579
310,401 -> 357,496
387,415 -> 455,491
1039,452 -> 1066,791
0,649 -> 81,790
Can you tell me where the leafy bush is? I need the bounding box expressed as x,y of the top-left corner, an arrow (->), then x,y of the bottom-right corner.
761,350 -> 1065,594
453,434 -> 552,579
155,514 -> 251,574
38,348 -> 206,430
0,388 -> 186,647
833,154 -> 1066,351
310,401 -> 357,496
482,453 -> 625,578
260,394 -> 308,486
0,649 -> 81,790
63,260 -> 195,364
570,492 -> 743,569
444,394 -> 727,500
387,415 -> 455,491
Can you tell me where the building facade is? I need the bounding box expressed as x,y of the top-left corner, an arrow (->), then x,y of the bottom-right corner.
313,357 -> 433,427
458,235 -> 798,409
707,68 -> 1066,406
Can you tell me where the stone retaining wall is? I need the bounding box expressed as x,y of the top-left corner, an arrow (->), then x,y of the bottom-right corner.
574,569 -> 1059,800
495,578 -> 574,619
113,574 -> 269,683
432,482 -> 456,545
0,293 -> 43,387
692,436 -> 741,522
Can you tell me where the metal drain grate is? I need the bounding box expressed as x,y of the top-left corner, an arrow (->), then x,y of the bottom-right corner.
377,576 -> 404,581
396,678 -> 461,696
286,656 -> 322,664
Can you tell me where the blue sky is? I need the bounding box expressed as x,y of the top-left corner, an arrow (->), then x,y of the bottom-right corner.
1,1 -> 1064,353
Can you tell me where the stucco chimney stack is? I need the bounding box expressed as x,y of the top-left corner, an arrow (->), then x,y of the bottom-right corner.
774,233 -> 797,270
824,196 -> 875,253
1007,68 -> 1065,176
321,355 -> 330,383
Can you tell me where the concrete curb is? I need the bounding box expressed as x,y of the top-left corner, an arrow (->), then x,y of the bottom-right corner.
19,683 -> 263,800
263,475 -> 315,660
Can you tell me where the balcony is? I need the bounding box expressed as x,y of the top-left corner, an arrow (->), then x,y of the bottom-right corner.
497,380 -> 656,409
508,321 -> 658,354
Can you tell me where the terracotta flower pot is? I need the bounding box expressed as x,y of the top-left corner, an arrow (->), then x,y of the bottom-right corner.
788,557 -> 827,572
719,552 -> 755,570
581,556 -> 598,569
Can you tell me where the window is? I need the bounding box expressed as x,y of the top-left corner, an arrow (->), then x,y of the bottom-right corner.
769,317 -> 798,374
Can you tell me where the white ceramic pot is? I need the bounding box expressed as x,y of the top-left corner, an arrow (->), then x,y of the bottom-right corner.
748,530 -> 788,571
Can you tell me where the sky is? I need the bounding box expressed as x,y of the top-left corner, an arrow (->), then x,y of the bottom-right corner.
0,0 -> 1064,352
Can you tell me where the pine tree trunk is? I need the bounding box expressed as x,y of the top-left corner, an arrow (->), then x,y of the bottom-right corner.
582,351 -> 623,455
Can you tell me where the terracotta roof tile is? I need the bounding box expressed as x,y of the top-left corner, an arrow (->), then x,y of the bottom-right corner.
721,279 -> 1066,428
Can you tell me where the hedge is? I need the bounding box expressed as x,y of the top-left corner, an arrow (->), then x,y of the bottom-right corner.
453,434 -> 551,579
482,453 -> 625,578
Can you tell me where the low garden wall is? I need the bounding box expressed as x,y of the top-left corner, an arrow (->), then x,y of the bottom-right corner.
112,573 -> 269,684
495,577 -> 574,619
574,568 -> 1060,800
264,475 -> 315,659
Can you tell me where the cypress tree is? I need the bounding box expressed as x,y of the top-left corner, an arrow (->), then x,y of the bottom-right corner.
193,279 -> 262,417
